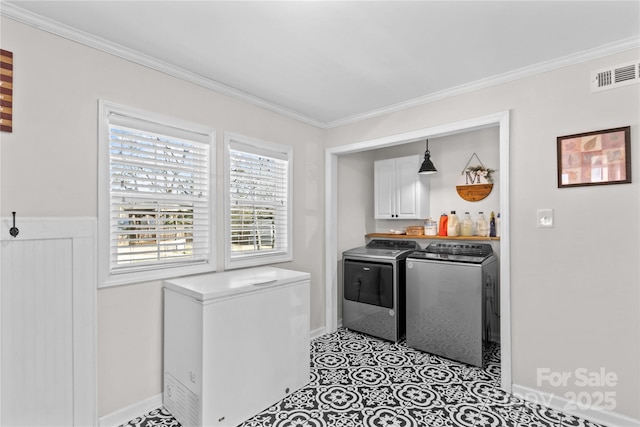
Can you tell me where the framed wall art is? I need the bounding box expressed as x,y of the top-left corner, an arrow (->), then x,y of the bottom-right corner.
557,126 -> 631,188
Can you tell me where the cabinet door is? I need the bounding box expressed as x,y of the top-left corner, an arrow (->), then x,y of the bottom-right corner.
395,155 -> 420,218
374,159 -> 396,218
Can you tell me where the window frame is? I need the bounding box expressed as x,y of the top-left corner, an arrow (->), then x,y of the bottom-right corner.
98,100 -> 216,288
224,132 -> 293,270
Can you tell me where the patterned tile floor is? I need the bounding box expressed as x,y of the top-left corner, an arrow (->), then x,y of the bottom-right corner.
122,328 -> 605,427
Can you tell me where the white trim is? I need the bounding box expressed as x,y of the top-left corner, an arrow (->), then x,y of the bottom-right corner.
310,326 -> 326,341
324,38 -> 639,129
0,216 -> 96,240
0,3 -> 326,129
2,3 -> 637,130
497,111 -> 512,394
223,132 -> 294,270
98,100 -> 217,288
98,393 -> 163,427
0,217 -> 98,426
324,149 -> 339,334
512,384 -> 640,427
324,111 -> 512,392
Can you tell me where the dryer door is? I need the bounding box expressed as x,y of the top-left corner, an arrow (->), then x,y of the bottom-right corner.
343,260 -> 393,308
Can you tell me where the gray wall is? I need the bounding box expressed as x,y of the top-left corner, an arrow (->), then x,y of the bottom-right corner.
328,50 -> 639,420
2,15 -> 639,422
1,17 -> 325,417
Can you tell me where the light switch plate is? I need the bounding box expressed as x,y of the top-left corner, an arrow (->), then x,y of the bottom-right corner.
537,209 -> 554,228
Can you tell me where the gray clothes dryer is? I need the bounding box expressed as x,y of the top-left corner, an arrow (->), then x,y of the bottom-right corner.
342,239 -> 419,342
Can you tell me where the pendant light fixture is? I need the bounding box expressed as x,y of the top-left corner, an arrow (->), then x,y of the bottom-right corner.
418,139 -> 437,174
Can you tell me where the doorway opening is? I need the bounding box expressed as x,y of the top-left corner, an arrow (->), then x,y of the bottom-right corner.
324,110 -> 511,392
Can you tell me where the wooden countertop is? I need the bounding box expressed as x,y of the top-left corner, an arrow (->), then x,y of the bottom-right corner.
367,233 -> 500,241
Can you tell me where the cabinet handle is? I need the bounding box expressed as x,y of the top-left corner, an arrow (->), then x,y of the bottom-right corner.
252,280 -> 278,287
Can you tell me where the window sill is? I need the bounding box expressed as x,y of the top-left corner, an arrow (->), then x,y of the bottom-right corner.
225,253 -> 292,271
99,262 -> 217,288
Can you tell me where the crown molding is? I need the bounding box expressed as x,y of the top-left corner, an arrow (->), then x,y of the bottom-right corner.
325,36 -> 640,128
0,2 -> 327,128
2,2 -> 638,130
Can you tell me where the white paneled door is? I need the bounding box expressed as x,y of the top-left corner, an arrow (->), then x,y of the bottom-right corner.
0,218 -> 96,426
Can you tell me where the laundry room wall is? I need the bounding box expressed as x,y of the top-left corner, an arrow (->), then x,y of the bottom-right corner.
371,128 -> 500,233
337,127 -> 500,252
2,11 -> 639,426
327,48 -> 640,422
0,17 -> 325,418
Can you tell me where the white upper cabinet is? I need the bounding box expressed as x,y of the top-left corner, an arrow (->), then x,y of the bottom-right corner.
374,155 -> 430,219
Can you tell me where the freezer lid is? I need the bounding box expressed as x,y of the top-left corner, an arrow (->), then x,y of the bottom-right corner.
164,266 -> 310,301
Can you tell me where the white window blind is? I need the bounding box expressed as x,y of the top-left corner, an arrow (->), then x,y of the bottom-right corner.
107,112 -> 211,275
227,138 -> 291,267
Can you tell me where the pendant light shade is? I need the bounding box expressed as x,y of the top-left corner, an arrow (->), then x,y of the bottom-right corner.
418,140 -> 437,174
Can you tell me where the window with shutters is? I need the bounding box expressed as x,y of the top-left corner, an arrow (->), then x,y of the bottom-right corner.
224,133 -> 292,269
98,101 -> 216,286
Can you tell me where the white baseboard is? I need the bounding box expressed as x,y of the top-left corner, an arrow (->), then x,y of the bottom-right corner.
310,325 -> 326,340
512,384 -> 640,427
98,393 -> 163,427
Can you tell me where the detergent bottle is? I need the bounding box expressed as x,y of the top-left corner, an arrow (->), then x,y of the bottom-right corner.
438,213 -> 448,236
489,211 -> 496,237
447,210 -> 459,237
476,212 -> 489,237
461,212 -> 473,236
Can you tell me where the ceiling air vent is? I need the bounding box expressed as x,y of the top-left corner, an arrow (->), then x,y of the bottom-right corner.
591,60 -> 640,92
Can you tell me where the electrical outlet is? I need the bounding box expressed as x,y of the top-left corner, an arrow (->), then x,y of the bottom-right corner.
537,209 -> 554,228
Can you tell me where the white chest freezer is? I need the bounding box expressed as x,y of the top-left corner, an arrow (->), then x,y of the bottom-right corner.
163,266 -> 311,427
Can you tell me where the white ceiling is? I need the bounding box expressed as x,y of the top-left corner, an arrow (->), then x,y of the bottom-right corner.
2,1 -> 639,127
